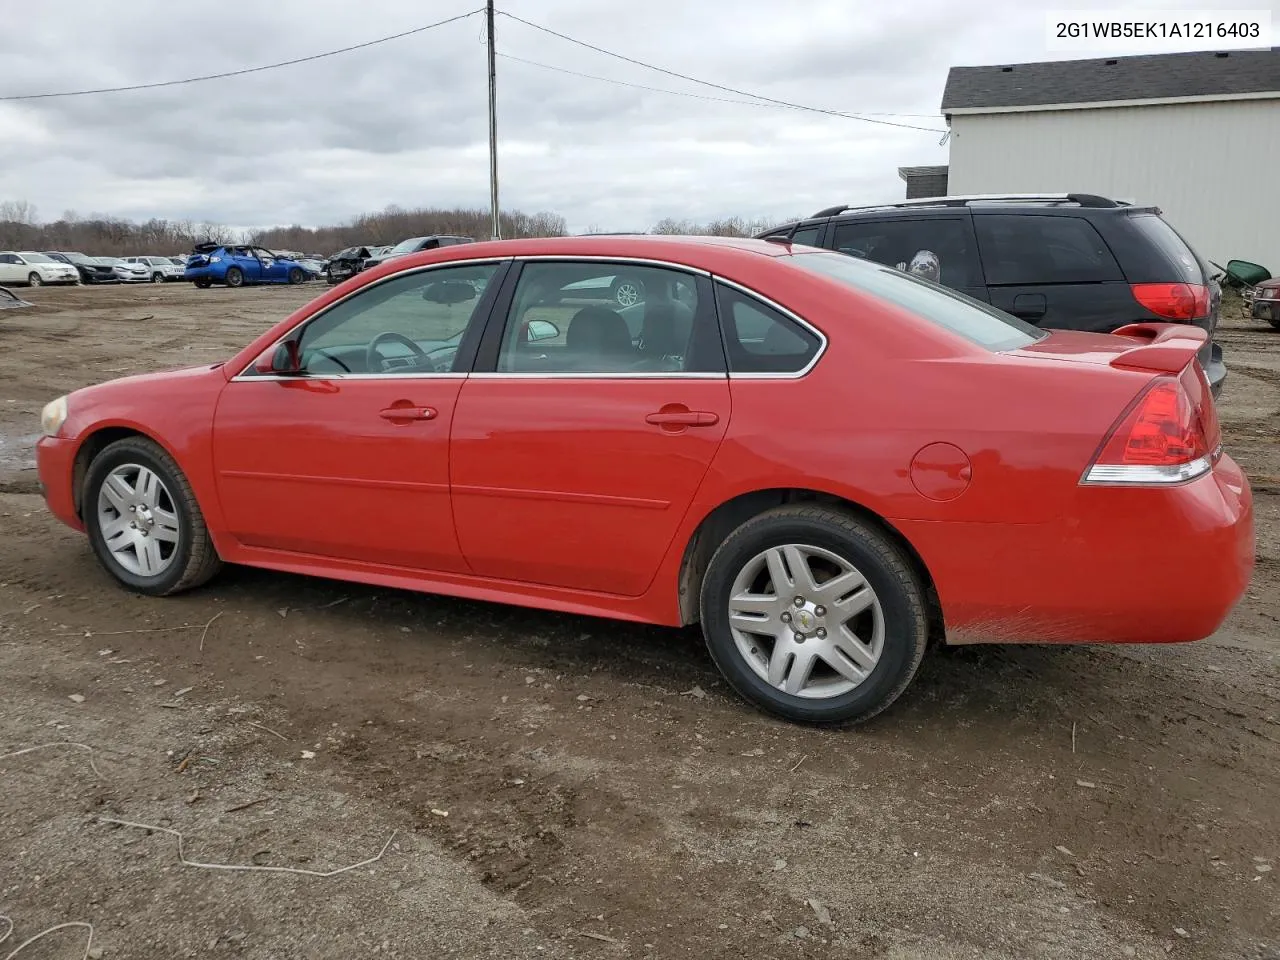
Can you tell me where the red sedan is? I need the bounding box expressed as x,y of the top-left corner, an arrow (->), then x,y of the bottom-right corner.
36,236 -> 1254,724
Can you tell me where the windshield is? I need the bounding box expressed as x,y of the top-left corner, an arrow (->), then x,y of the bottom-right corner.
389,237 -> 427,255
100,258 -> 124,266
21,253 -> 54,263
787,249 -> 1044,351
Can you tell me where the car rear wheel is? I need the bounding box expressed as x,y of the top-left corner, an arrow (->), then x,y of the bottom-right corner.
699,504 -> 928,725
225,267 -> 244,288
27,272 -> 42,287
288,267 -> 304,284
610,276 -> 643,307
84,436 -> 222,596
193,278 -> 212,289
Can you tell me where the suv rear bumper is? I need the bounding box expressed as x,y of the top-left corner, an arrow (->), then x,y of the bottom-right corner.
1203,341 -> 1226,398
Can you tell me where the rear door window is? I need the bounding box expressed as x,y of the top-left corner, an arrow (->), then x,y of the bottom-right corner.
975,215 -> 1122,284
831,218 -> 979,288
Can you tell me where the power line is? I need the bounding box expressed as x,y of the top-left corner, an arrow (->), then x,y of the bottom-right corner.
498,53 -> 769,108
0,8 -> 483,102
496,10 -> 946,133
500,53 -> 943,120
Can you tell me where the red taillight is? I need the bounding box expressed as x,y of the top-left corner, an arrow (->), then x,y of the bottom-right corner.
1130,282 -> 1209,321
1083,377 -> 1213,484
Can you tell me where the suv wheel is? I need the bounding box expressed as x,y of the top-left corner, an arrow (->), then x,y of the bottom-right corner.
699,505 -> 928,725
27,272 -> 42,287
151,272 -> 163,283
225,267 -> 244,288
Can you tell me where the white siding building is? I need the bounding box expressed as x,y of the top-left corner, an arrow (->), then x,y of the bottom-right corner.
943,48 -> 1280,271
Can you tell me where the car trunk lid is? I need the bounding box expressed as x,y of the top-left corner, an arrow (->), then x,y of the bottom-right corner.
1010,322 -> 1207,373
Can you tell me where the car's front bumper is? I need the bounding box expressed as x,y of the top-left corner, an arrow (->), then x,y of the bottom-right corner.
1252,296 -> 1279,323
36,435 -> 84,532
900,452 -> 1254,645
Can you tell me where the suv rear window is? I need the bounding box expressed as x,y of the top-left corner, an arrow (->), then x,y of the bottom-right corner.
787,249 -> 1043,351
1127,214 -> 1202,283
974,215 -> 1122,285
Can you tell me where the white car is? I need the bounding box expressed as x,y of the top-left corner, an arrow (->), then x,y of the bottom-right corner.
0,251 -> 80,286
97,257 -> 151,283
123,256 -> 184,282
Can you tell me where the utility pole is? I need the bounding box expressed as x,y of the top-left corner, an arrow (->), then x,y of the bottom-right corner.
486,0 -> 500,240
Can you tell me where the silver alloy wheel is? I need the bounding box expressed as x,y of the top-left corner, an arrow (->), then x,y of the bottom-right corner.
613,280 -> 641,307
727,543 -> 884,699
28,273 -> 42,287
96,463 -> 181,577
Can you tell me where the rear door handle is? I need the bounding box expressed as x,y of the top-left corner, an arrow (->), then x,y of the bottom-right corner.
645,410 -> 719,427
379,404 -> 437,422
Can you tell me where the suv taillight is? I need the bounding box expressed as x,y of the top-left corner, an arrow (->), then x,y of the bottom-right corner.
1130,282 -> 1209,320
1082,377 -> 1213,485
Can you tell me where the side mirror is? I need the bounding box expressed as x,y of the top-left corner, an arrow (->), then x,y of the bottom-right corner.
255,339 -> 301,374
526,319 -> 560,342
422,280 -> 477,305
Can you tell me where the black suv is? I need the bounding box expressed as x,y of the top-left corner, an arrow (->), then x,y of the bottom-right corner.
758,193 -> 1225,396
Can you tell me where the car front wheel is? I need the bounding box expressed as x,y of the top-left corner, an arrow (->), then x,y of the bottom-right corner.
84,436 -> 223,596
225,267 -> 244,288
28,272 -> 42,287
288,267 -> 304,284
699,505 -> 928,725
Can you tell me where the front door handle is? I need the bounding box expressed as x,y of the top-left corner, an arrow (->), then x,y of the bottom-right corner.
645,407 -> 719,428
379,404 -> 437,422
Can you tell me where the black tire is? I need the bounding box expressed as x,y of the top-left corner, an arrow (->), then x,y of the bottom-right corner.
193,278 -> 212,289
609,275 -> 644,308
225,266 -> 244,288
27,272 -> 42,287
83,436 -> 222,597
698,504 -> 928,725
287,267 -> 304,284
151,272 -> 163,283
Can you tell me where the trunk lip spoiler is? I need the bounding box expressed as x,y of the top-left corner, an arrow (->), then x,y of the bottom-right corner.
1108,322 -> 1208,375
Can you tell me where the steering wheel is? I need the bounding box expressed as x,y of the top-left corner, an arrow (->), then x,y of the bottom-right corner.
366,331 -> 428,373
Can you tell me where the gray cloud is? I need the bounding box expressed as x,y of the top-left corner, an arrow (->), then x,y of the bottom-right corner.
0,0 -> 1237,234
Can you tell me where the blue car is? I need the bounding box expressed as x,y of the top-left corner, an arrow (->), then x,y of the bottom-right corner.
185,243 -> 310,288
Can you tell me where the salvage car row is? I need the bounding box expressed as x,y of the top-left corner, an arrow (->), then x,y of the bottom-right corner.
0,250 -> 189,285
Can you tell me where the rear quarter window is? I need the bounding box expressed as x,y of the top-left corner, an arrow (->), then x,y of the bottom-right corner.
787,249 -> 1043,352
1126,214 -> 1204,284
974,214 -> 1122,285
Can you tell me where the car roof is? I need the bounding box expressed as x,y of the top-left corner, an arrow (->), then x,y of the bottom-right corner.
376,234 -> 795,272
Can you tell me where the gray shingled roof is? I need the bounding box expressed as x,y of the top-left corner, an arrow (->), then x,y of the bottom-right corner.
942,47 -> 1280,112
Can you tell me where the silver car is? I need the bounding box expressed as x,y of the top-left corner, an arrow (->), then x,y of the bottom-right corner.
99,257 -> 151,283
123,256 -> 184,282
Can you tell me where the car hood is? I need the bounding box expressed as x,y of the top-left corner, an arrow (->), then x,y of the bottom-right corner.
70,362 -> 226,405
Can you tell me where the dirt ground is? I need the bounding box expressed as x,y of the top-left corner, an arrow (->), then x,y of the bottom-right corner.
0,282 -> 1277,960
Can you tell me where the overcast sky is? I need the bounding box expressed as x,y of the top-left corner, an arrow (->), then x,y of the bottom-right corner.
0,0 -> 1265,234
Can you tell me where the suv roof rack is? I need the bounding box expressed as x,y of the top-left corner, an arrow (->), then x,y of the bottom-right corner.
810,193 -> 1127,218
